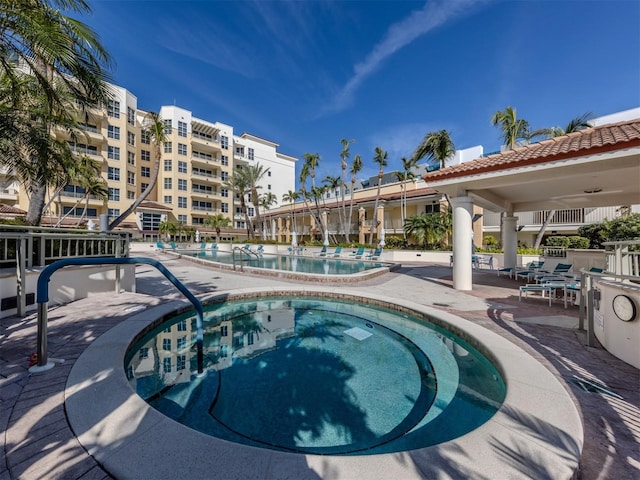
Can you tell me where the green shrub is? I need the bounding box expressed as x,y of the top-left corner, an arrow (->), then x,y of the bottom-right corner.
567,236 -> 590,249
383,236 -> 405,249
545,236 -> 570,248
578,213 -> 640,248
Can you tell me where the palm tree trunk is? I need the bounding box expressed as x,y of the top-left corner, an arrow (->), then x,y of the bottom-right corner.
26,183 -> 47,226
534,210 -> 556,249
369,180 -> 382,245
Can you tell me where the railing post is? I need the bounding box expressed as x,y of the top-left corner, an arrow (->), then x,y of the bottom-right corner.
16,237 -> 26,317
586,275 -> 595,347
115,237 -> 121,294
578,270 -> 586,331
30,302 -> 55,372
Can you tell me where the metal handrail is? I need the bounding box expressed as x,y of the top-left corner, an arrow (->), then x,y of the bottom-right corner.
231,246 -> 259,271
31,257 -> 204,374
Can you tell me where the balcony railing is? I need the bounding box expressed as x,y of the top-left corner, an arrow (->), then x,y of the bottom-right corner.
483,207 -> 622,228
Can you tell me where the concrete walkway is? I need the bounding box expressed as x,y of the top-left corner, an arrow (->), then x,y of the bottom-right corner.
1,251 -> 638,479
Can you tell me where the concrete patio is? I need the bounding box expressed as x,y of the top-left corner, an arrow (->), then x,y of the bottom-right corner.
1,251 -> 638,479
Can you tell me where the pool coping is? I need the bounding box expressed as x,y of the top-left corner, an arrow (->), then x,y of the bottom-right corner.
64,287 -> 583,480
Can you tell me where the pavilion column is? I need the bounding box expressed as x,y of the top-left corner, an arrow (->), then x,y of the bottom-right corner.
271,219 -> 277,241
377,202 -> 385,242
358,208 -> 366,244
276,217 -> 283,243
451,195 -> 474,291
503,214 -> 519,270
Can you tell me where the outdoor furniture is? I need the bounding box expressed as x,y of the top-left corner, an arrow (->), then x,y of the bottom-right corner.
519,282 -> 564,306
329,246 -> 343,257
515,261 -> 546,281
315,245 -> 328,256
365,247 -> 383,260
210,243 -> 218,250
169,242 -> 178,251
349,247 -> 366,258
533,263 -> 573,282
474,255 -> 494,269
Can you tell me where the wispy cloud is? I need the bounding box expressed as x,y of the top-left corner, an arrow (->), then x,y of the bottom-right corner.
322,0 -> 489,116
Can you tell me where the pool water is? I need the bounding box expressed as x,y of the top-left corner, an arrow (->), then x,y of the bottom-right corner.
126,297 -> 505,455
186,250 -> 387,275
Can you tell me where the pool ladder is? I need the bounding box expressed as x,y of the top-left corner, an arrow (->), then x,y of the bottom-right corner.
232,246 -> 260,271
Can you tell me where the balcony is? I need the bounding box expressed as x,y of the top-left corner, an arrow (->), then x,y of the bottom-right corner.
191,152 -> 219,168
191,132 -> 221,152
191,205 -> 215,213
191,188 -> 218,200
0,187 -> 19,201
192,170 -> 219,183
482,207 -> 621,229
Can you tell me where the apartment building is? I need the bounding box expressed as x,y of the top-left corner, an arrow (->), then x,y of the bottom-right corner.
5,82 -> 297,236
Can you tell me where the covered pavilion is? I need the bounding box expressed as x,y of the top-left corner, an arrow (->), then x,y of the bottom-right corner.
424,118 -> 640,290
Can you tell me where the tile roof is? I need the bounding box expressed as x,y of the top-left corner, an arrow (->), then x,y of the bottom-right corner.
423,119 -> 640,181
138,200 -> 173,211
0,203 -> 26,215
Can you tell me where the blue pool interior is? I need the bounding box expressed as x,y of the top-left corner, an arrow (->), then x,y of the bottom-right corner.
126,296 -> 506,455
184,249 -> 387,275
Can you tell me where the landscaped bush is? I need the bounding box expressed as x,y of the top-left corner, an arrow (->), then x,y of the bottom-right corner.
545,236 -> 571,248
566,236 -> 590,249
383,236 -> 405,249
578,213 -> 640,248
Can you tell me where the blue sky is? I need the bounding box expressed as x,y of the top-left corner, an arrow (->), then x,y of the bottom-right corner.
84,0 -> 639,183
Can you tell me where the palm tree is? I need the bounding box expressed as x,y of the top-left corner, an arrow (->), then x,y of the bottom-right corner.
411,130 -> 455,169
347,154 -> 363,241
339,138 -> 355,241
404,213 -> 448,249
158,220 -> 177,241
303,153 -> 320,190
259,191 -> 277,237
76,176 -> 108,226
282,189 -> 299,233
225,168 -> 252,237
369,147 -> 388,245
490,106 -> 530,150
299,153 -> 324,239
204,213 -> 231,240
242,163 -> 269,238
396,157 -> 417,241
323,174 -> 341,239
109,111 -> 166,230
0,0 -> 112,225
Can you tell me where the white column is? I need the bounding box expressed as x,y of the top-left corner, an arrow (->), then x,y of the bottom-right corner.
451,196 -> 474,291
503,215 -> 518,270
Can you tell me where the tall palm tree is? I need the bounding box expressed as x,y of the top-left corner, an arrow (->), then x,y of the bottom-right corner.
369,147 -> 388,245
158,220 -> 177,241
0,0 -> 112,225
299,153 -> 324,239
259,191 -> 277,237
396,156 -> 417,240
347,153 -> 363,242
490,106 -> 530,150
225,168 -> 252,237
204,213 -> 231,240
339,138 -> 354,241
282,189 -> 299,233
411,130 -> 455,169
242,163 -> 269,238
109,111 -> 166,230
303,152 -> 320,190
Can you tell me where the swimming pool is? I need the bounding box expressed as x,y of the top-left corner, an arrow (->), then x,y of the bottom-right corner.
181,249 -> 392,277
126,295 -> 506,455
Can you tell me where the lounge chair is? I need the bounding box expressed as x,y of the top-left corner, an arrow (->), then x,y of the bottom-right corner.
169,241 -> 178,251
329,246 -> 343,257
366,247 -> 383,260
518,283 -> 561,307
210,242 -> 218,250
199,242 -> 207,250
156,241 -> 165,251
514,261 -> 546,281
349,247 -> 366,259
315,246 -> 328,256
533,263 -> 573,283
253,245 -> 264,255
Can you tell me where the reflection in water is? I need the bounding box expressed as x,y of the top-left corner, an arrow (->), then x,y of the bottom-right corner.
126,297 -> 505,455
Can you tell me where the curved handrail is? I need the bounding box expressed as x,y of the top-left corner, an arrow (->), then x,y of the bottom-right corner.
33,257 -> 204,373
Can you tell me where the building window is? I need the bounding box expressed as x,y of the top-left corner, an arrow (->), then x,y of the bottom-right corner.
164,142 -> 172,153
138,347 -> 149,359
268,184 -> 271,190
141,130 -> 150,144
127,190 -> 135,199
248,207 -> 254,216
221,171 -> 228,181
221,203 -> 228,213
248,148 -> 254,161
162,338 -> 171,351
177,336 -> 186,350
178,179 -> 187,191
127,131 -> 135,146
108,167 -> 120,181
178,214 -> 187,223
108,146 -> 120,160
164,178 -> 172,189
140,182 -> 149,192
178,121 -> 187,137
236,221 -> 244,228
221,155 -> 229,166
164,159 -> 172,171
127,107 -> 135,125
141,150 -> 150,161
141,166 -> 150,177
176,355 -> 186,371
107,125 -> 120,140
108,208 -> 120,218
220,135 -> 228,149
247,331 -> 254,346
177,319 -> 187,331
425,204 -> 441,214
107,100 -> 120,118
268,171 -> 271,177
178,197 -> 187,208
127,171 -> 135,185
221,188 -> 228,197
141,212 -> 161,230
127,151 -> 135,165
108,188 -> 120,201
178,143 -> 187,155
233,335 -> 244,349
221,325 -> 228,336
164,195 -> 172,204
178,161 -> 187,173
220,344 -> 228,358
163,119 -> 172,134
163,357 -> 171,373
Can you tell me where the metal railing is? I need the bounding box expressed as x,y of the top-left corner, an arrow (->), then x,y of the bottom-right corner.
0,225 -> 130,316
31,256 -> 204,374
603,240 -> 640,277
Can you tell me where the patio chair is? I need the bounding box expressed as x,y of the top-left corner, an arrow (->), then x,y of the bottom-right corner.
210,242 -> 218,250
169,241 -> 178,251
365,247 -> 383,260
199,242 -> 207,250
156,241 -> 165,251
534,263 -> 573,283
315,245 -> 328,256
348,247 -> 366,259
254,245 -> 264,255
329,246 -> 343,257
518,282 -> 563,307
514,261 -> 546,281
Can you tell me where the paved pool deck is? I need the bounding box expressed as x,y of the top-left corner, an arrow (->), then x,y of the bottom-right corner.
1,251 -> 638,479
